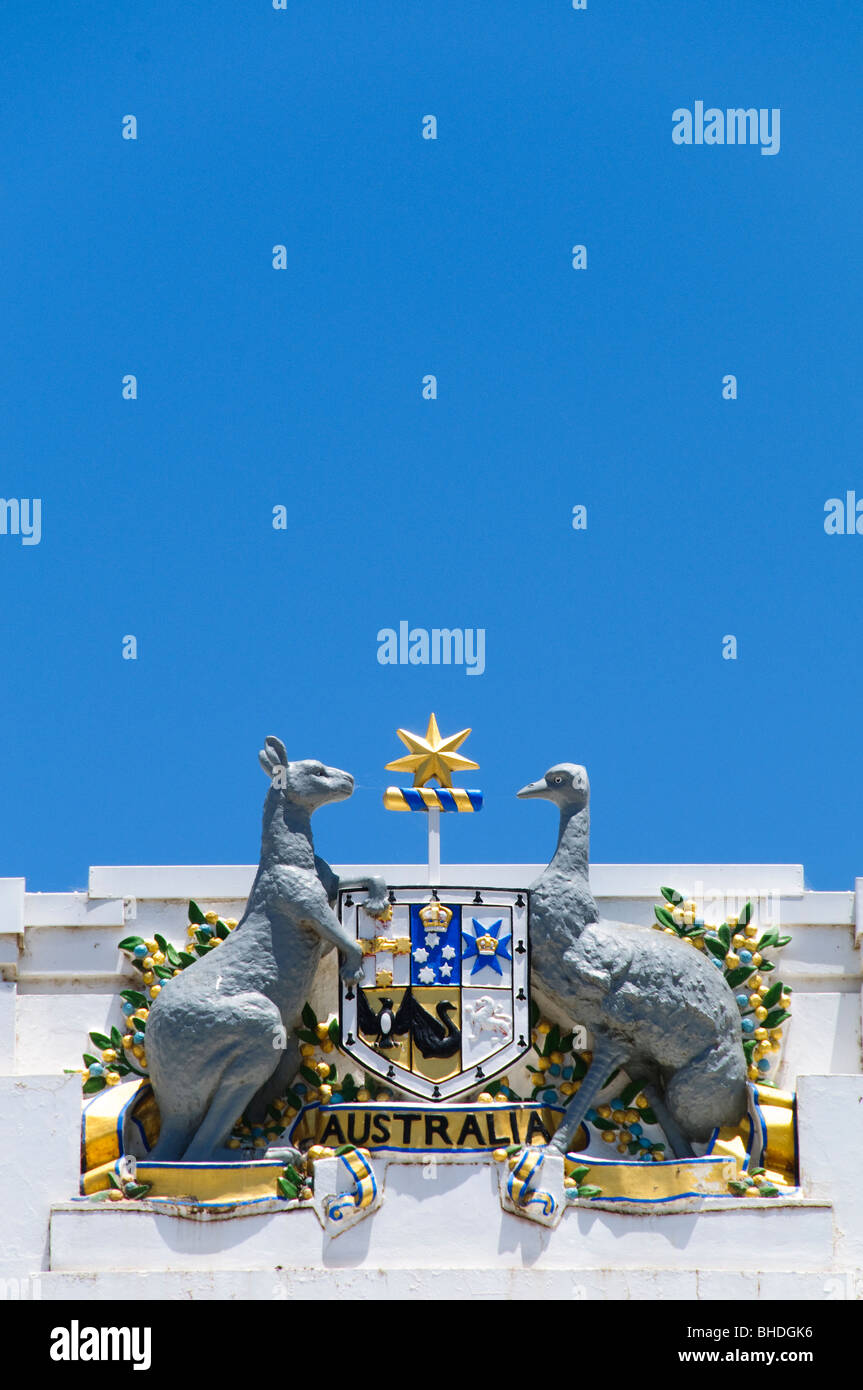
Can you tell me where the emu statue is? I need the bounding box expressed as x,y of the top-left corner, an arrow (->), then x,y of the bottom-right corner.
146,737 -> 391,1161
518,763 -> 747,1158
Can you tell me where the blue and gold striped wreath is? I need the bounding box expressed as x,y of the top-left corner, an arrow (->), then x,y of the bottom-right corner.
383,786 -> 483,812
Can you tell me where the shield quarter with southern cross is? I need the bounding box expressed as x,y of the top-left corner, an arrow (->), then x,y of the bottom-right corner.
338,886 -> 531,1101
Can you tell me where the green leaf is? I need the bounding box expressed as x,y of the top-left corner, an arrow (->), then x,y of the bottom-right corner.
301,1002 -> 317,1031
215,919 -> 230,939
299,1065 -> 320,1088
743,1039 -> 757,1060
762,981 -> 784,1009
559,1032 -> 574,1053
166,943 -> 182,967
340,1073 -> 357,1101
135,1017 -> 146,1032
154,934 -> 168,953
725,965 -> 755,989
328,1017 -> 340,1044
529,1000 -> 540,1029
640,1107 -> 657,1125
277,1177 -> 299,1201
757,927 -> 779,950
760,960 -> 776,972
334,1144 -> 356,1156
153,965 -> 173,979
660,886 -> 684,905
188,900 -> 206,925
120,990 -> 147,1008
117,936 -> 143,952
757,1182 -> 779,1198
776,935 -> 792,947
88,1031 -> 112,1050
109,1027 -> 124,1051
83,1077 -> 106,1094
546,1023 -> 561,1055
571,1166 -> 591,1184
591,1117 -> 616,1132
178,951 -> 196,967
620,1079 -> 644,1107
284,1089 -> 302,1110
577,1184 -> 603,1199
282,1164 -> 304,1187
124,1183 -> 151,1200
764,1008 -> 791,1030
654,905 -> 676,929
718,924 -> 731,950
82,1053 -> 98,1067
704,935 -> 727,961
728,1180 -> 750,1195
749,1166 -> 766,1176
739,901 -> 752,926
571,1056 -> 588,1080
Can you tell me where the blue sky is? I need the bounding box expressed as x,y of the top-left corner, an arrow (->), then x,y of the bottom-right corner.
1,2 -> 861,890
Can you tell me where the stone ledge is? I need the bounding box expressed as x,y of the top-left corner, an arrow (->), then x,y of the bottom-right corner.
35,1265 -> 854,1301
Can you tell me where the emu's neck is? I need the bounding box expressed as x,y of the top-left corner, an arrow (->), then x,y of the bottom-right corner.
549,803 -> 592,882
261,791 -> 316,869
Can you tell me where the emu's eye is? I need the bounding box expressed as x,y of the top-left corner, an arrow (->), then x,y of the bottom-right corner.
553,776 -> 562,784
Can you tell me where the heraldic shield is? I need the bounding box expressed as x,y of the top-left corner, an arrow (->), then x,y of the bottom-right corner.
338,886 -> 531,1101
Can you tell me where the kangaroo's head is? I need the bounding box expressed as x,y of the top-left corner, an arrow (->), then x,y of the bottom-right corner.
258,736 -> 354,814
517,763 -> 590,812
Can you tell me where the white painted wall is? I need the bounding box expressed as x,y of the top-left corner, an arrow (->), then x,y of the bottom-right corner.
0,865 -> 859,1297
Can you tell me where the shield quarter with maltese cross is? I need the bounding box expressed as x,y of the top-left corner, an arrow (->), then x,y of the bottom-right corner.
338,886 -> 531,1101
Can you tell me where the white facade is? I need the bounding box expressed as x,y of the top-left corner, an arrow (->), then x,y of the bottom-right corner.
1,863 -> 861,1300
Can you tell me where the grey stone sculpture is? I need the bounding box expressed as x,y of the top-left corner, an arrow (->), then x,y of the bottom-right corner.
146,737 -> 390,1161
517,764 -> 747,1158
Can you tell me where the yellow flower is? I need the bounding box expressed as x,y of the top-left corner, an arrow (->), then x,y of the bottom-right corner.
612,1109 -> 626,1124
142,972 -> 154,985
101,1049 -> 117,1063
104,1071 -> 120,1086
755,1006 -> 768,1022
751,953 -> 762,967
356,1088 -> 370,1102
635,1095 -> 649,1110
315,1062 -> 330,1079
142,956 -> 154,970
122,1034 -> 133,1049
478,1092 -> 493,1103
748,993 -> 762,1009
725,952 -> 739,969
755,1027 -> 768,1040
225,918 -> 238,929
780,993 -> 791,1009
600,1131 -> 616,1144
318,1085 -> 332,1102
596,1104 -> 612,1119
536,1056 -> 551,1071
732,933 -> 746,949
205,912 -> 219,925
149,985 -> 161,999
152,951 -> 165,965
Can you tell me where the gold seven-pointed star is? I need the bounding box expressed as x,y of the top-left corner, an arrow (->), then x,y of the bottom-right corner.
385,712 -> 479,789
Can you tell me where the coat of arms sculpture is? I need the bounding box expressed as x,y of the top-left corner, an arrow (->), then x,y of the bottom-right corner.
76,717 -> 799,1232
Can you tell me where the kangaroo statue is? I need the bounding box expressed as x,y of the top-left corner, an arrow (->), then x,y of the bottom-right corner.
146,736 -> 391,1162
518,763 -> 747,1158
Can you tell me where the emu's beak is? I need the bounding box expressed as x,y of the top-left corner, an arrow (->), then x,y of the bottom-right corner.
517,778 -> 548,799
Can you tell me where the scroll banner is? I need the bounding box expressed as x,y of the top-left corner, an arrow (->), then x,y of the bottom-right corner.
289,1101 -> 575,1154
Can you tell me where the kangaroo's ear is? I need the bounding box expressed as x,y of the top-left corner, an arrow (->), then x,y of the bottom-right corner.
259,736 -> 288,777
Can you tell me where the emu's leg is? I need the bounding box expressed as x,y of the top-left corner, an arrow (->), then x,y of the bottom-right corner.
546,1034 -> 629,1156
643,1082 -> 695,1159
